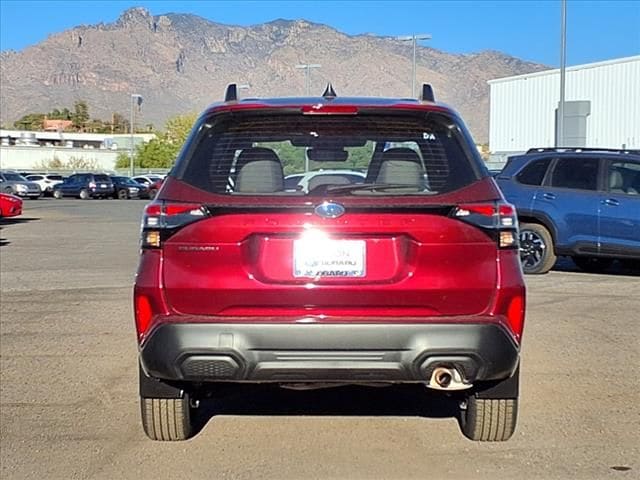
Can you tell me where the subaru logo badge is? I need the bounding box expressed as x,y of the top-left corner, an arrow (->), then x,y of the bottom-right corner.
314,201 -> 345,219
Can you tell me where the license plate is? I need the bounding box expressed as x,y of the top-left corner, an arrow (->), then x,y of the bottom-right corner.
294,239 -> 365,278
100,184 -> 107,188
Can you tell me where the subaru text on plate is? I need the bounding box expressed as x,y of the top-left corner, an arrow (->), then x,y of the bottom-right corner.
134,84 -> 526,442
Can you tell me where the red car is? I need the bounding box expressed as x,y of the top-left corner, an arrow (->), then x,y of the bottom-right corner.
135,84 -> 526,442
0,192 -> 23,218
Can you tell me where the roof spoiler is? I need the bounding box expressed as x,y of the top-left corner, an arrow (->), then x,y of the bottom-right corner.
224,83 -> 238,102
420,83 -> 435,102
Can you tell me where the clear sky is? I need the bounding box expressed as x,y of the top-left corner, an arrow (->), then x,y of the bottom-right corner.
1,0 -> 639,66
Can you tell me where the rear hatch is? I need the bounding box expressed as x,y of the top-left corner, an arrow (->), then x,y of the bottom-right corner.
151,108 -> 510,321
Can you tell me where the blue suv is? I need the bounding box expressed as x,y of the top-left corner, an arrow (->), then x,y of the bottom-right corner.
496,148 -> 640,274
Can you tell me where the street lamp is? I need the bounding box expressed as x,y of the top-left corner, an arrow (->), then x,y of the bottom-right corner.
556,0 -> 567,147
130,93 -> 143,177
397,34 -> 432,97
295,64 -> 321,96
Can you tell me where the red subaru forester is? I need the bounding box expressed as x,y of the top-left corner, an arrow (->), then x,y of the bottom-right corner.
134,84 -> 525,442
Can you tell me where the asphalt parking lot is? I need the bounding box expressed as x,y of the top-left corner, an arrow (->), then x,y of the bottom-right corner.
1,199 -> 638,480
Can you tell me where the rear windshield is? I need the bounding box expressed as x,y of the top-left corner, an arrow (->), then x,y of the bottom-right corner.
94,174 -> 111,182
177,112 -> 479,196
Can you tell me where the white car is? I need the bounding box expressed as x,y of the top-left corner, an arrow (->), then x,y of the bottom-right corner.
132,175 -> 164,186
284,170 -> 366,193
25,174 -> 64,196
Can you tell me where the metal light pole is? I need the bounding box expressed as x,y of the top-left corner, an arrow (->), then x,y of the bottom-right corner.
556,0 -> 567,147
129,94 -> 143,177
295,64 -> 321,95
397,34 -> 432,97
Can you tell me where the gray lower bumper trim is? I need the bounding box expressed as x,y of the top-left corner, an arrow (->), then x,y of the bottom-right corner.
140,322 -> 519,384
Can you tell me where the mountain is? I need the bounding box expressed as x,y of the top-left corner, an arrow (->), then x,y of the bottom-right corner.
0,7 -> 547,142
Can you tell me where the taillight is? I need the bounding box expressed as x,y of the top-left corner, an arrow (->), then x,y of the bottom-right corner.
453,202 -> 519,248
89,181 -> 96,189
141,201 -> 207,248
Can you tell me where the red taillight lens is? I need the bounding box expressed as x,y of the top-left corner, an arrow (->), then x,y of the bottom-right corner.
89,181 -> 96,188
506,294 -> 525,341
453,202 -> 519,248
141,201 -> 207,249
134,294 -> 153,340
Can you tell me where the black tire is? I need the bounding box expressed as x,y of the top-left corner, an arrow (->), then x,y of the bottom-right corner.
459,396 -> 518,441
148,189 -> 157,200
117,189 -> 129,200
140,396 -> 194,441
3,187 -> 13,194
519,223 -> 557,274
572,256 -> 614,273
78,189 -> 89,200
53,190 -> 63,199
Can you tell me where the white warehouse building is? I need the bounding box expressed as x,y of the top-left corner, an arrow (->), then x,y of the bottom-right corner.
488,55 -> 640,159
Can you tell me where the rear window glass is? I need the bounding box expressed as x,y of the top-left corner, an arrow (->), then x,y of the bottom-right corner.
177,112 -> 479,196
517,158 -> 550,186
94,174 -> 111,182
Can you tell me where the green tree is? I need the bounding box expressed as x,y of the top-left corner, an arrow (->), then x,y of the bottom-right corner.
14,113 -> 45,130
72,100 -> 90,131
165,113 -> 198,144
115,113 -> 197,169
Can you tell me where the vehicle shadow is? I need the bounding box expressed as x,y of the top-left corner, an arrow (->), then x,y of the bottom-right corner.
193,384 -> 459,433
552,256 -> 640,277
0,217 -> 40,226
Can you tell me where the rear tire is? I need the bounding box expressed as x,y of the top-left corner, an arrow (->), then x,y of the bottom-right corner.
572,256 -> 614,273
117,189 -> 129,200
140,396 -> 194,441
519,223 -> 557,274
459,396 -> 518,441
53,190 -> 63,199
148,189 -> 157,200
79,189 -> 89,200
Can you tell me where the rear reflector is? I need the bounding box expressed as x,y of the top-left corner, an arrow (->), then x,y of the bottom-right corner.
506,294 -> 525,341
134,294 -> 153,340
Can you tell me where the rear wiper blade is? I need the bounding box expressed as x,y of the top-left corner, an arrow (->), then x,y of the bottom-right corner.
325,183 -> 424,194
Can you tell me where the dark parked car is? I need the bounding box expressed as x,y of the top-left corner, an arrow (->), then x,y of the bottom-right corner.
496,147 -> 640,274
110,176 -> 149,199
134,84 -> 525,442
53,173 -> 115,199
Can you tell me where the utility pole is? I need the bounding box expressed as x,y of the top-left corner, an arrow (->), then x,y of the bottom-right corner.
295,64 -> 321,95
556,0 -> 567,147
397,34 -> 432,97
130,94 -> 143,177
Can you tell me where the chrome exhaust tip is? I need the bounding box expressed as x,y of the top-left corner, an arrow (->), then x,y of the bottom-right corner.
427,367 -> 472,391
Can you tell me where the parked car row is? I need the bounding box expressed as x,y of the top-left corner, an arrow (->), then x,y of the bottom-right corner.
52,174 -> 164,200
0,170 -> 167,200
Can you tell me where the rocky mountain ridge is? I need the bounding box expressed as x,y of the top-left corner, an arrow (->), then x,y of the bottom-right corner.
0,7 -> 548,141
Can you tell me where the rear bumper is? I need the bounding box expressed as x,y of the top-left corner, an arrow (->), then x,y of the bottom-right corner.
139,322 -> 520,384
